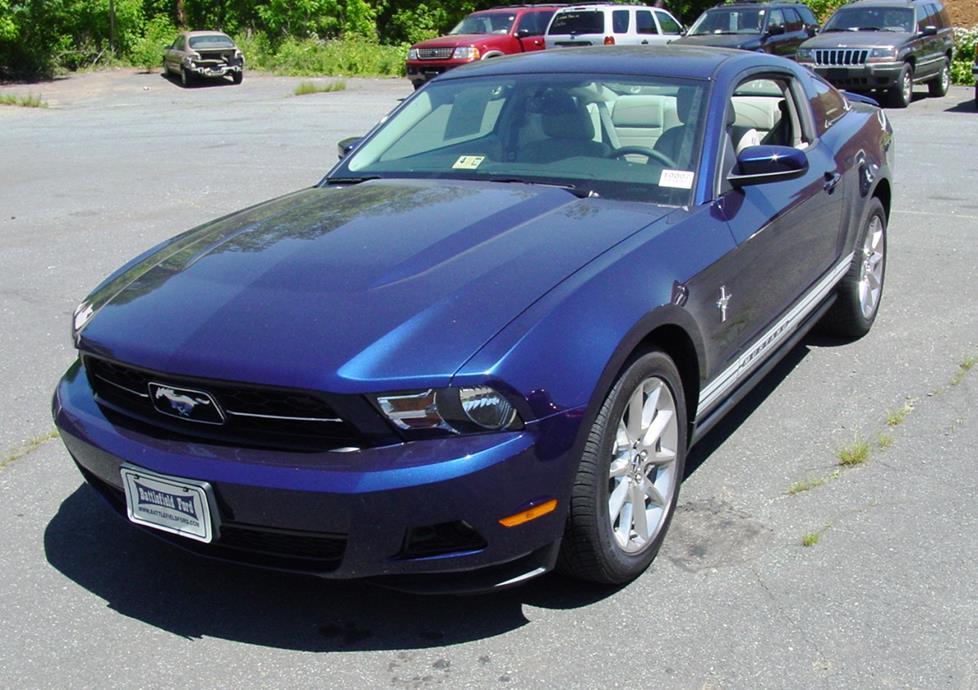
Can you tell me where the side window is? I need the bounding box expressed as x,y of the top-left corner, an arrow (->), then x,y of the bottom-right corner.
797,6 -> 818,27
767,8 -> 785,31
612,9 -> 630,34
516,12 -> 547,36
655,10 -> 683,35
809,75 -> 848,133
636,10 -> 659,34
783,8 -> 803,33
915,5 -> 929,31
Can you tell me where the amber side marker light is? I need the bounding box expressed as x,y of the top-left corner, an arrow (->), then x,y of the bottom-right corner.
499,499 -> 558,527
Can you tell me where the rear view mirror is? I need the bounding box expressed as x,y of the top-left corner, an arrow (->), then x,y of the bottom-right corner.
728,145 -> 808,187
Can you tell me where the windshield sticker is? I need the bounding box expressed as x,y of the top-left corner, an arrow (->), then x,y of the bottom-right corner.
659,170 -> 695,189
452,155 -> 485,170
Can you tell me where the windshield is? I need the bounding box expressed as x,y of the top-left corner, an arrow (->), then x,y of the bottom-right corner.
188,34 -> 235,49
689,8 -> 764,35
450,12 -> 516,35
823,7 -> 914,32
330,74 -> 708,205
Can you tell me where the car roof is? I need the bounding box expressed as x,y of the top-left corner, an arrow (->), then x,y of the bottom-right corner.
438,45 -> 785,81
182,30 -> 233,38
706,1 -> 809,8
554,4 -> 656,10
842,0 -> 925,5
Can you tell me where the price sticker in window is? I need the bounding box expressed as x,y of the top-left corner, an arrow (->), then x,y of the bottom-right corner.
659,169 -> 695,189
452,155 -> 485,170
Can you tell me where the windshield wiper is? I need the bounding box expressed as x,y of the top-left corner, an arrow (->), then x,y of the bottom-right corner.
856,26 -> 883,31
483,176 -> 598,198
326,175 -> 381,185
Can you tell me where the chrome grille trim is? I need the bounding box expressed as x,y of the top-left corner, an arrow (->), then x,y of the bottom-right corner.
417,47 -> 454,60
814,49 -> 869,66
224,410 -> 344,424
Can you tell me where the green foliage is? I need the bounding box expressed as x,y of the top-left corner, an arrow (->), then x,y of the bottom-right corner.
952,27 -> 977,86
129,13 -> 176,71
0,92 -> 47,107
805,0 -> 847,23
242,35 -> 407,77
294,79 -> 347,95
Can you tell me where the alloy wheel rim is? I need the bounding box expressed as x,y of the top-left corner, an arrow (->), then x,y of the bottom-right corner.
902,72 -> 912,103
858,215 -> 885,319
942,64 -> 950,92
607,376 -> 679,553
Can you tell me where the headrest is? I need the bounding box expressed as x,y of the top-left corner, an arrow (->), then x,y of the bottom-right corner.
612,96 -> 665,128
540,92 -> 595,140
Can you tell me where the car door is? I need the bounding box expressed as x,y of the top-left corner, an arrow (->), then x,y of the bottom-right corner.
695,71 -> 847,404
513,11 -> 550,52
654,10 -> 685,43
635,9 -> 669,46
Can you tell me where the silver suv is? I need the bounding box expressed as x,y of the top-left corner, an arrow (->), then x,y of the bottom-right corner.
545,4 -> 685,48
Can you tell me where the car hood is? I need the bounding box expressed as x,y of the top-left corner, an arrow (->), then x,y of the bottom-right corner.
803,31 -> 910,49
674,33 -> 760,49
412,34 -> 493,49
80,180 -> 669,393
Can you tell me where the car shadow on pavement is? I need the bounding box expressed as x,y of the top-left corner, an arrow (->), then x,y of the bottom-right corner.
944,98 -> 978,113
44,484 -> 623,651
159,72 -> 235,89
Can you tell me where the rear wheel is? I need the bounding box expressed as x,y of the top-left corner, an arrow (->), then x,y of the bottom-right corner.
928,58 -> 950,98
820,197 -> 886,339
887,64 -> 913,108
558,351 -> 686,584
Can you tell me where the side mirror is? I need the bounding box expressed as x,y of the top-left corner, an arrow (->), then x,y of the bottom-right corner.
516,27 -> 534,38
806,26 -> 817,37
919,25 -> 937,36
337,136 -> 363,161
728,145 -> 808,187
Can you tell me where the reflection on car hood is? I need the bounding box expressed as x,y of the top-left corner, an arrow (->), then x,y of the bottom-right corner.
80,179 -> 670,392
803,32 -> 911,49
412,34 -> 492,49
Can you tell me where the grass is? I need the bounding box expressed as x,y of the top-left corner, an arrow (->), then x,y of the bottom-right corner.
1,429 -> 60,470
950,355 -> 977,387
787,469 -> 841,496
0,93 -> 48,108
885,401 -> 915,427
837,438 -> 870,467
235,34 -> 407,77
801,532 -> 821,547
878,433 -> 894,450
294,80 -> 347,96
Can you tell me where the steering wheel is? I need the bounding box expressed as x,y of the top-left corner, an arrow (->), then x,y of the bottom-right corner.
607,146 -> 676,169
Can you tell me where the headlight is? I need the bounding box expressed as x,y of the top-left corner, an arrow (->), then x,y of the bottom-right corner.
452,46 -> 480,60
375,386 -> 521,436
72,300 -> 95,346
867,46 -> 897,62
796,48 -> 813,61
408,47 -> 419,60
182,55 -> 194,66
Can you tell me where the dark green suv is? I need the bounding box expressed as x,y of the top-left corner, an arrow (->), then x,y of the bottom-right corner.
797,0 -> 953,108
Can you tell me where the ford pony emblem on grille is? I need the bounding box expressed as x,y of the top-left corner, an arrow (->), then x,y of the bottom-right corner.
148,383 -> 225,425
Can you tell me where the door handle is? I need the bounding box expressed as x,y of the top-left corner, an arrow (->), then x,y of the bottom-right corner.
823,171 -> 842,193
641,40 -> 649,44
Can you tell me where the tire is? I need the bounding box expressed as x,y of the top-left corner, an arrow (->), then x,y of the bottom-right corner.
820,197 -> 886,339
232,70 -> 243,85
162,60 -> 169,76
180,67 -> 190,87
558,350 -> 687,584
974,84 -> 977,111
928,58 -> 950,98
887,64 -> 913,108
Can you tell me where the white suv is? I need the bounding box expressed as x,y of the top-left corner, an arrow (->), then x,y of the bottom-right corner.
545,4 -> 685,49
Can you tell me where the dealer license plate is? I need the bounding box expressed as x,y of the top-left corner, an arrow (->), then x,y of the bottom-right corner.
121,465 -> 217,543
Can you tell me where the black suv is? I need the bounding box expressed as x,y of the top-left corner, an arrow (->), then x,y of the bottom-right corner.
674,0 -> 819,57
797,0 -> 953,108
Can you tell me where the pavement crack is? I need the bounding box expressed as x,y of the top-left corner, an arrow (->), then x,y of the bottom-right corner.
749,564 -> 831,671
0,429 -> 60,472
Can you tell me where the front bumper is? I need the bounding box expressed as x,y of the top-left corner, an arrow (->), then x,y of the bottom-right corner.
801,61 -> 904,91
52,360 -> 578,590
405,60 -> 470,86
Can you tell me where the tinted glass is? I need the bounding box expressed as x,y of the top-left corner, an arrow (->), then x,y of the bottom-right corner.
336,74 -> 709,205
517,12 -> 551,36
656,11 -> 683,34
784,8 -> 803,32
690,8 -> 764,35
797,5 -> 818,26
636,10 -> 659,34
613,9 -> 630,34
823,7 -> 914,32
767,9 -> 785,28
188,34 -> 234,49
451,12 -> 516,35
549,11 -> 605,34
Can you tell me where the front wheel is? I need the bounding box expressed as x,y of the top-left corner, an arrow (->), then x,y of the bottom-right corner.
232,70 -> 243,85
558,351 -> 687,584
928,58 -> 950,98
887,64 -> 913,108
180,67 -> 190,87
819,197 -> 886,339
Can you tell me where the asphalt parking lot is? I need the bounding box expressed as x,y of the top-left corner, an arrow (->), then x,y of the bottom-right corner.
1,70 -> 977,689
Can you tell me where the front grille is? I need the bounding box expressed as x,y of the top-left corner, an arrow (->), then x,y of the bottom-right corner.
79,467 -> 347,573
417,47 -> 454,59
814,49 -> 869,66
85,356 -> 361,452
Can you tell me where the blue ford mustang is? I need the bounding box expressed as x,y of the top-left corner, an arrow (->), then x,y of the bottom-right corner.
53,46 -> 893,592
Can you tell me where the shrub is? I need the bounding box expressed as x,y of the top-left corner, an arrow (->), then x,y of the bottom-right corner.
952,26 -> 977,86
129,13 -> 177,72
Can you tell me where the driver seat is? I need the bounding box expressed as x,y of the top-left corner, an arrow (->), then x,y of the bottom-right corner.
518,92 -> 611,164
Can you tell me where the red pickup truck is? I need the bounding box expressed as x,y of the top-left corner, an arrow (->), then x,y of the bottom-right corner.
406,5 -> 561,89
